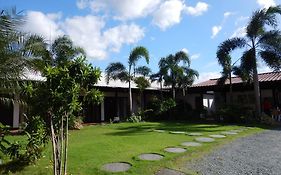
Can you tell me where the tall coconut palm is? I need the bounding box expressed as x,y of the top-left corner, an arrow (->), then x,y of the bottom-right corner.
159,51 -> 198,99
217,6 -> 281,117
105,46 -> 149,115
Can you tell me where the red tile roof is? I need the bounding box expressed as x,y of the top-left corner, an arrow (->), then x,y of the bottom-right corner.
193,71 -> 281,87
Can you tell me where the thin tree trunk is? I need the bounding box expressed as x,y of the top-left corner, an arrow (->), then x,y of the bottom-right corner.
229,72 -> 233,105
50,117 -> 58,175
252,41 -> 261,118
60,115 -> 64,175
129,68 -> 133,115
63,113 -> 68,175
172,86 -> 176,99
160,81 -> 163,100
253,63 -> 261,117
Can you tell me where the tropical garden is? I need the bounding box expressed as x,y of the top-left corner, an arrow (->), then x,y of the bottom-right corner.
0,5 -> 280,175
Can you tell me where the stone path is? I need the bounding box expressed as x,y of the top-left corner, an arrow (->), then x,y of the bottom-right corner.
101,162 -> 131,173
191,129 -> 281,175
164,147 -> 186,153
138,153 -> 164,161
155,168 -> 185,175
195,137 -> 215,143
181,141 -> 202,147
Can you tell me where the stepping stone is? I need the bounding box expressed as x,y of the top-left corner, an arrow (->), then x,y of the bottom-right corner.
221,131 -> 238,135
154,130 -> 166,133
230,129 -> 242,133
187,132 -> 203,136
195,137 -> 215,143
164,147 -> 186,153
138,153 -> 164,161
101,162 -> 131,173
155,168 -> 185,175
209,134 -> 226,138
181,141 -> 202,147
169,131 -> 186,134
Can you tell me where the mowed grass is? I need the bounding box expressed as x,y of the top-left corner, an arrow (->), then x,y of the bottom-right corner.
1,122 -> 264,175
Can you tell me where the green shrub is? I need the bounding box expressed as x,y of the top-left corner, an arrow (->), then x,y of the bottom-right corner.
69,115 -> 83,130
216,104 -> 254,123
128,115 -> 142,123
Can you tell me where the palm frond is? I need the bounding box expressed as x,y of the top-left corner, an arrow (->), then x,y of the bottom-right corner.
105,62 -> 128,84
217,38 -> 247,60
258,30 -> 281,51
175,51 -> 190,66
135,66 -> 151,76
128,46 -> 149,67
260,50 -> 281,70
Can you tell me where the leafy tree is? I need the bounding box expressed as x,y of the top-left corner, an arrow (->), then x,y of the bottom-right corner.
27,57 -> 103,175
217,6 -> 281,116
159,51 -> 198,99
105,46 -> 149,115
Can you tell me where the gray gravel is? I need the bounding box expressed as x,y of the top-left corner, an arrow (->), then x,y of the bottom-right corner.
191,129 -> 281,175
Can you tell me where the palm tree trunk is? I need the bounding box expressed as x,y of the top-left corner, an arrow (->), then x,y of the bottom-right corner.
253,64 -> 261,117
172,85 -> 176,99
129,68 -> 133,116
252,42 -> 261,118
229,72 -> 233,105
160,81 -> 163,100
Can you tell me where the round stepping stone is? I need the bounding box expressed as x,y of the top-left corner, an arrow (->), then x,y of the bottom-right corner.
138,153 -> 164,161
154,129 -> 166,133
101,162 -> 131,173
181,141 -> 202,147
221,131 -> 238,135
156,168 -> 185,175
187,132 -> 203,136
209,134 -> 226,138
169,131 -> 186,134
164,147 -> 186,153
230,129 -> 242,133
195,137 -> 215,143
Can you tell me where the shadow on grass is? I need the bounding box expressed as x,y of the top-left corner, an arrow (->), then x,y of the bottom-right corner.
0,160 -> 28,175
104,121 -> 244,136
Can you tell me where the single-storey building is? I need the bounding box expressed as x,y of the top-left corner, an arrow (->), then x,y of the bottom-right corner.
0,73 -> 163,128
188,71 -> 281,114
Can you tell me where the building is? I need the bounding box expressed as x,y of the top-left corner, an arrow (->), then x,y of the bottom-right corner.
189,71 -> 281,114
0,73 -> 163,127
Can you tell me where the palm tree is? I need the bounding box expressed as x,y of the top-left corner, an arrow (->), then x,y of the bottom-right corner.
159,51 -> 198,99
217,6 -> 281,117
134,76 -> 151,110
105,46 -> 149,115
217,55 -> 241,104
150,68 -> 166,99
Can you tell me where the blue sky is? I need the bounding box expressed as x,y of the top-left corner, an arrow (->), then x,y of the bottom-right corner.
1,0 -> 281,82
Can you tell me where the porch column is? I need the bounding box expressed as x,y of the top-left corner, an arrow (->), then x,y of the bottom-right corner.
13,101 -> 19,128
101,101 -> 105,122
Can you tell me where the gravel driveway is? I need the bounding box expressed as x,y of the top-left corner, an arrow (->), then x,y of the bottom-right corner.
191,129 -> 281,175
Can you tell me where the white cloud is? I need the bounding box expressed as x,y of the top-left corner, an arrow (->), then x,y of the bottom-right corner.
84,0 -> 162,20
22,11 -> 64,41
211,25 -> 222,39
103,24 -> 145,52
224,11 -> 234,18
191,53 -> 200,60
231,26 -> 247,38
22,11 -> 145,60
257,0 -> 276,9
185,2 -> 209,16
195,71 -> 221,83
152,0 -> 185,30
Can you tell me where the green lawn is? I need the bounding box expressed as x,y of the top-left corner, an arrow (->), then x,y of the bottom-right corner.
1,122 -> 264,175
